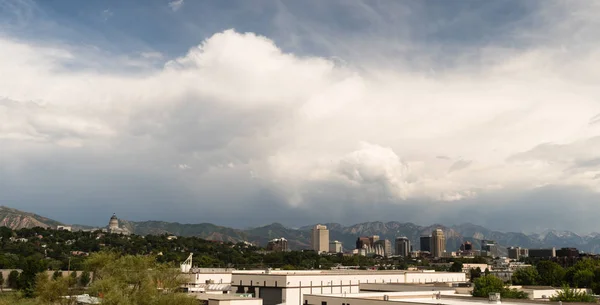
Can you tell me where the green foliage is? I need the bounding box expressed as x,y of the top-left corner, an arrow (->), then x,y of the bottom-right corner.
8,270 -> 19,289
449,261 -> 463,272
512,266 -> 539,285
79,271 -> 91,287
536,261 -> 565,287
35,273 -> 79,305
550,286 -> 597,303
473,275 -> 506,297
52,271 -> 62,280
87,252 -> 197,305
469,267 -> 482,282
473,275 -> 528,299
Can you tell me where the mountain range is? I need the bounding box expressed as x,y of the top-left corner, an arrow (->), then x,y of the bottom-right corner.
2,205 -> 600,253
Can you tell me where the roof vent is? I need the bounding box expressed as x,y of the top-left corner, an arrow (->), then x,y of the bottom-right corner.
488,293 -> 501,304
383,295 -> 389,301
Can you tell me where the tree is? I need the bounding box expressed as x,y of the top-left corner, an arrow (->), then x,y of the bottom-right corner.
0,271 -> 4,291
537,261 -> 565,287
484,268 -> 490,276
52,271 -> 63,280
79,271 -> 91,287
470,267 -> 482,282
87,252 -> 197,305
550,286 -> 596,303
473,275 -> 505,297
8,270 -> 19,289
512,266 -> 539,285
473,275 -> 528,299
573,269 -> 594,288
449,261 -> 464,273
34,272 -> 78,305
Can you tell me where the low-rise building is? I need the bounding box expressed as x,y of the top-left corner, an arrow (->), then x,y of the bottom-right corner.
231,269 -> 466,305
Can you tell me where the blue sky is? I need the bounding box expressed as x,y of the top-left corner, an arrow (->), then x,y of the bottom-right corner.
1,0 -> 600,233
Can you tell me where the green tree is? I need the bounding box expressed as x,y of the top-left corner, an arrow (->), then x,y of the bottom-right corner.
449,261 -> 464,272
470,267 -> 482,282
473,275 -> 528,299
8,270 -> 19,289
473,275 -> 505,297
34,273 -> 78,305
484,267 -> 490,276
536,261 -> 565,287
512,266 -> 539,285
87,252 -> 197,305
52,271 -> 63,280
79,271 -> 91,287
550,286 -> 597,303
573,269 -> 594,288
0,271 -> 4,291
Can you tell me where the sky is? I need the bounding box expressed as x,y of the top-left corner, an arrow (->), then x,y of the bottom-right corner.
1,0 -> 600,233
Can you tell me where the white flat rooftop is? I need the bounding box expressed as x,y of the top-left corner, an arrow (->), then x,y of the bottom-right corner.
385,296 -> 531,305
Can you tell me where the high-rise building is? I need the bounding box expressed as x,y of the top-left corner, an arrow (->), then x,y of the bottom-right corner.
431,229 -> 446,258
329,240 -> 343,253
267,238 -> 288,252
529,248 -> 556,258
356,237 -> 371,249
508,246 -> 529,260
374,239 -> 392,257
395,237 -> 411,257
369,235 -> 380,244
460,241 -> 473,252
420,235 -> 431,252
311,224 -> 329,253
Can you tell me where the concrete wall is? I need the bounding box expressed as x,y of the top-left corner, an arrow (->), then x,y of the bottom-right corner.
232,271 -> 466,305
185,272 -> 233,285
208,299 -> 263,305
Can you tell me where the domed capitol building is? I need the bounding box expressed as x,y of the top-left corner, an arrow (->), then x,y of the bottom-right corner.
105,213 -> 131,235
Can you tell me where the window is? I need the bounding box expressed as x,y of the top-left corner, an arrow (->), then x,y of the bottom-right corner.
321,302 -> 327,305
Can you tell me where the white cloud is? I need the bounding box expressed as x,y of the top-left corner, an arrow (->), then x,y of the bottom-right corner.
168,0 -> 184,12
2,4 -> 600,223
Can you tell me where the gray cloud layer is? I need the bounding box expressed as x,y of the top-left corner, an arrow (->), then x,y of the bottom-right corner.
1,1 -> 600,232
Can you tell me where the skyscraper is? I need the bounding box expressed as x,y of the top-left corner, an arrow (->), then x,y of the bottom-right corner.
374,239 -> 392,257
267,238 -> 288,252
311,224 -> 329,253
329,240 -> 343,253
431,228 -> 446,258
395,237 -> 411,257
419,235 -> 431,252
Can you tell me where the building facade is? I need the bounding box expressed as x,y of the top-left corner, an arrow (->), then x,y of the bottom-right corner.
431,229 -> 445,258
419,236 -> 431,252
105,213 -> 130,235
395,237 -> 410,257
374,240 -> 392,258
311,225 -> 329,254
329,241 -> 343,253
231,270 -> 467,305
529,248 -> 556,258
267,238 -> 288,252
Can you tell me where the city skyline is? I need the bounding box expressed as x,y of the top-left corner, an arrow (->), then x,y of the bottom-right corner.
2,1 -> 600,232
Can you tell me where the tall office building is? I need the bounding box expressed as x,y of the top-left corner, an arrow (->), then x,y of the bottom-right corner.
420,235 -> 431,252
431,229 -> 446,258
395,237 -> 411,257
267,238 -> 288,252
311,224 -> 329,253
329,240 -> 343,253
374,239 -> 392,257
356,237 -> 371,249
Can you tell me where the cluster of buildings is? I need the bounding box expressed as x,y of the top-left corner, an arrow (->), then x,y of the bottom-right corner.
180,263 -> 468,305
179,262 -> 592,305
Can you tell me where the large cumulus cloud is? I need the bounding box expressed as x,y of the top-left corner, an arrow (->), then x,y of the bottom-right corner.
2,1 -> 600,231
